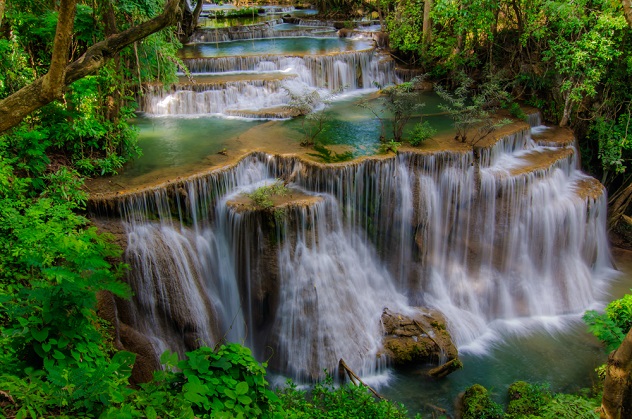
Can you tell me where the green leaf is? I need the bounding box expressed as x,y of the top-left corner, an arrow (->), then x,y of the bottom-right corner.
31,327 -> 48,342
235,381 -> 249,395
224,388 -> 237,400
211,358 -> 231,371
145,406 -> 157,419
237,395 -> 252,405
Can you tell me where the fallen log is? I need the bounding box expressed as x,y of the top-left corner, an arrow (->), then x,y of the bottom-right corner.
428,358 -> 463,378
338,358 -> 384,400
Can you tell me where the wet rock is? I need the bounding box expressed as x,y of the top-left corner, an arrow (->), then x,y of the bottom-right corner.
380,308 -> 459,375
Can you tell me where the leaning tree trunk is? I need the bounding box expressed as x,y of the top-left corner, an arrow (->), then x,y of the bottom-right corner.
0,0 -> 183,134
601,328 -> 632,419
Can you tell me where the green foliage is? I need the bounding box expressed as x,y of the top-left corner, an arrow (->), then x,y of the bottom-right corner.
379,140 -> 401,154
247,180 -> 290,209
584,292 -> 632,352
0,146 -> 133,416
211,7 -> 261,19
504,102 -> 528,121
539,393 -> 599,419
588,112 -> 632,180
409,121 -> 437,146
178,344 -> 280,418
435,74 -> 512,146
462,382 -> 599,419
284,87 -> 333,147
360,80 -> 427,142
278,375 -> 418,419
506,381 -> 551,418
461,384 -> 504,419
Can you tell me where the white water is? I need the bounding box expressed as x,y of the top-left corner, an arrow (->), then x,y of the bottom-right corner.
142,44 -> 396,117
114,121 -> 614,380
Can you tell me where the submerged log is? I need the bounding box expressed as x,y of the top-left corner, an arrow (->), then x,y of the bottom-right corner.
428,358 -> 463,378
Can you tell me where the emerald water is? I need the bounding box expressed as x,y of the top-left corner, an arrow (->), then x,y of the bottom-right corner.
126,91 -> 453,181
179,37 -> 374,58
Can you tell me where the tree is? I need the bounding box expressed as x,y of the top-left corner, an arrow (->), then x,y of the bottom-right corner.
435,74 -> 511,146
601,328 -> 632,419
0,0 -> 184,134
359,79 -> 428,142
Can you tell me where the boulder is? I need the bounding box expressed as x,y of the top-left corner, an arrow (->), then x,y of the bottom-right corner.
380,308 -> 460,376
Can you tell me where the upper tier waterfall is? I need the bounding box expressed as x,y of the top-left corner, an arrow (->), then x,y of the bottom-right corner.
140,37 -> 397,118
100,120 -> 613,380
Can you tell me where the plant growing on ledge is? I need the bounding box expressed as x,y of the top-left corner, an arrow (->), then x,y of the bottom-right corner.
435,73 -> 512,147
359,77 -> 428,143
283,86 -> 333,147
247,180 -> 290,209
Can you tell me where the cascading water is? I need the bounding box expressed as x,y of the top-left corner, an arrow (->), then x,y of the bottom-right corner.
142,33 -> 396,117
107,119 -> 614,381
273,193 -> 411,381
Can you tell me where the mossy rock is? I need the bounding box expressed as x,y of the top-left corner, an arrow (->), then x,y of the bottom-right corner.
461,384 -> 504,419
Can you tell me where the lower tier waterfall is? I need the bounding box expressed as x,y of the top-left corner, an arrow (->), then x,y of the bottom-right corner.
98,123 -> 614,381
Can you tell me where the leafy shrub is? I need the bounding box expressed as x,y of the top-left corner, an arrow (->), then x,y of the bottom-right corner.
584,292 -> 632,351
179,344 -> 281,418
278,375 -> 417,419
409,121 -> 436,146
461,384 -> 504,419
248,180 -> 290,209
506,381 -> 551,418
379,140 -> 401,154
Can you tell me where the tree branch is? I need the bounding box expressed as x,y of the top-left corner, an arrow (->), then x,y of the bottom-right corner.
0,0 -> 183,134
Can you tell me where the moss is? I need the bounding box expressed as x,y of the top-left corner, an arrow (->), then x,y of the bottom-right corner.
462,384 -> 504,419
506,381 -> 551,418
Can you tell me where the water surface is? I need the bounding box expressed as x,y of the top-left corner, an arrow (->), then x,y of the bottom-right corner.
179,38 -> 374,58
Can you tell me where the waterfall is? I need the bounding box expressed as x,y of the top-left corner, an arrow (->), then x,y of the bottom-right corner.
142,46 -> 396,117
273,194 -> 410,381
105,124 -> 613,380
142,79 -> 289,116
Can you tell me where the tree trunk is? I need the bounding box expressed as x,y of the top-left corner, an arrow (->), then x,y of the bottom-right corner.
559,92 -> 572,127
422,0 -> 433,52
0,0 -> 183,134
181,0 -> 204,41
622,0 -> 632,28
0,0 -> 5,27
601,328 -> 632,419
101,0 -> 121,123
609,181 -> 632,229
41,0 -> 77,102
